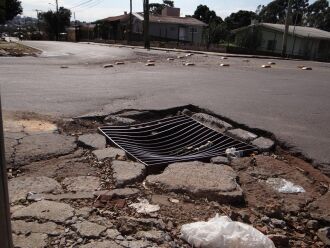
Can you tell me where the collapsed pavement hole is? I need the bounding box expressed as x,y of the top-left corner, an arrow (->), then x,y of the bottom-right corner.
99,115 -> 258,174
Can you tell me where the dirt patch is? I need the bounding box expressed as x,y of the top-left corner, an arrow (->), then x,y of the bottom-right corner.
0,41 -> 40,57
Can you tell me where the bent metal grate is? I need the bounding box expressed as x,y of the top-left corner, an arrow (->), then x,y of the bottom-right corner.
99,115 -> 258,167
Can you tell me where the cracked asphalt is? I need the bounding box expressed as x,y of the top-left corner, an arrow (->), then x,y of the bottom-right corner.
0,40 -> 329,169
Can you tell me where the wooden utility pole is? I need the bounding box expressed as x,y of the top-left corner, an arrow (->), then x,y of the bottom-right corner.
129,0 -> 132,43
55,0 -> 59,41
0,95 -> 13,248
143,0 -> 150,49
282,0 -> 292,57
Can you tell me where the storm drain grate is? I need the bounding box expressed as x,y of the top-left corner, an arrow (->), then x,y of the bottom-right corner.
99,115 -> 258,167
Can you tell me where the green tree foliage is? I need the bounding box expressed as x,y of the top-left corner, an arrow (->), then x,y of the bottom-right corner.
258,0 -> 309,25
193,4 -> 222,24
39,7 -> 71,40
149,0 -> 174,15
0,0 -> 23,24
225,10 -> 258,30
306,0 -> 330,31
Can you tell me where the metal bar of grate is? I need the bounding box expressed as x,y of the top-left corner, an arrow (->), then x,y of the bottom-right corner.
99,115 -> 258,167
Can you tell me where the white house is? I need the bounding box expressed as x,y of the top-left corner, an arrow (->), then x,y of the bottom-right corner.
232,22 -> 330,60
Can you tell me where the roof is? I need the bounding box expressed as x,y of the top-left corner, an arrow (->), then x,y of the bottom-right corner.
99,14 -> 130,23
135,13 -> 207,26
233,23 -> 330,40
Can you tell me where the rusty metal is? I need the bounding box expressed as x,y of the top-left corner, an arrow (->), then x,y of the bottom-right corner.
99,115 -> 258,168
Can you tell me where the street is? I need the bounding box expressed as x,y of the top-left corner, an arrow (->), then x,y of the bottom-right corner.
1,40 -> 330,167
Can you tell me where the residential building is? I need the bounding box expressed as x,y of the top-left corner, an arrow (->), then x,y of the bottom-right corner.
96,7 -> 207,44
232,22 -> 330,60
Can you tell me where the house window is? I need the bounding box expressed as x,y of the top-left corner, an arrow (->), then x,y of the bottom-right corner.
267,40 -> 276,51
190,27 -> 198,33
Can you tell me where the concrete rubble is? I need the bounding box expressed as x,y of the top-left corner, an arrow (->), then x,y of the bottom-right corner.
5,110 -> 330,247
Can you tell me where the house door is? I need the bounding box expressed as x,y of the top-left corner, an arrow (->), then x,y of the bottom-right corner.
179,27 -> 186,41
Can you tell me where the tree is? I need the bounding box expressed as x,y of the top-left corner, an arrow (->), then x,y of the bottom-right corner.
225,10 -> 258,30
149,0 -> 174,15
258,0 -> 309,25
306,0 -> 330,31
0,0 -> 23,24
193,5 -> 222,24
39,7 -> 71,40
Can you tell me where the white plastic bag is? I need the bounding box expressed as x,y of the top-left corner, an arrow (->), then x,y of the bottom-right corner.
266,178 -> 305,193
181,215 -> 275,248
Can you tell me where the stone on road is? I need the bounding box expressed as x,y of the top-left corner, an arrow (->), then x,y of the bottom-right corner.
112,161 -> 146,187
192,113 -> 232,131
210,156 -> 230,165
9,176 -> 62,203
146,161 -> 244,204
62,176 -> 100,192
12,200 -> 74,223
78,133 -> 106,150
92,147 -> 126,161
226,129 -> 258,142
14,133 -> 76,166
73,221 -> 107,238
252,137 -> 275,151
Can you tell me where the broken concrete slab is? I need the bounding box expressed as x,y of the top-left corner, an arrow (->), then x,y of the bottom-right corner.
252,137 -> 275,152
112,161 -> 146,187
119,240 -> 153,248
317,227 -> 330,246
146,161 -> 244,204
9,176 -> 62,203
135,230 -> 169,244
80,241 -> 123,248
62,176 -> 100,192
78,133 -> 106,150
12,200 -> 75,223
106,229 -> 121,239
309,191 -> 330,223
104,115 -> 136,125
12,220 -> 64,235
210,156 -> 230,165
14,133 -> 76,166
192,113 -> 232,131
92,147 -> 126,161
226,128 -> 258,142
44,192 -> 95,201
94,188 -> 140,198
73,221 -> 107,238
13,233 -> 48,248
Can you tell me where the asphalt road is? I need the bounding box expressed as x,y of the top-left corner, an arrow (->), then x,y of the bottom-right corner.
1,41 -> 330,168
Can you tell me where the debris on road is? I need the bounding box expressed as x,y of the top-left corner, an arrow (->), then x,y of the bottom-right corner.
103,64 -> 113,68
261,65 -> 271,68
145,63 -> 155,66
221,56 -> 228,60
301,66 -> 312,70
220,63 -> 230,67
115,61 -> 125,65
185,62 -> 195,66
265,178 -> 306,194
268,62 -> 276,65
181,215 -> 275,248
60,65 -> 69,69
167,58 -> 174,61
129,199 -> 160,214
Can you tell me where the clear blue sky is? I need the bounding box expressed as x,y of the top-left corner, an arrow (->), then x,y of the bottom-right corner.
22,0 -> 317,22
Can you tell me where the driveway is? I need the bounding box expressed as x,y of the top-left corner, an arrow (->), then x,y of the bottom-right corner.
1,41 -> 329,168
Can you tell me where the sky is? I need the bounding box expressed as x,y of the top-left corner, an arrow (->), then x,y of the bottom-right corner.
21,0 -> 316,22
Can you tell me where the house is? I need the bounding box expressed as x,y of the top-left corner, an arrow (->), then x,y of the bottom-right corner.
96,7 -> 208,44
232,22 -> 330,60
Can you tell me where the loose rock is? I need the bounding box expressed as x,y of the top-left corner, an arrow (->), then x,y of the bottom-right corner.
112,161 -> 146,187
95,188 -> 140,199
12,220 -> 64,235
106,229 -> 121,239
309,191 -> 330,222
252,137 -> 275,151
192,113 -> 232,131
104,116 -> 136,125
73,221 -> 107,238
80,241 -> 122,248
78,133 -> 106,150
226,128 -> 258,142
210,156 -> 230,165
317,227 -> 330,246
268,234 -> 289,247
146,161 -> 244,204
93,147 -> 126,161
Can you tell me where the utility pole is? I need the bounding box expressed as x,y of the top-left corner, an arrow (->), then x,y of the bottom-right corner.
55,0 -> 59,41
129,0 -> 132,43
143,0 -> 150,49
34,9 -> 41,35
282,0 -> 292,57
0,94 -> 14,248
